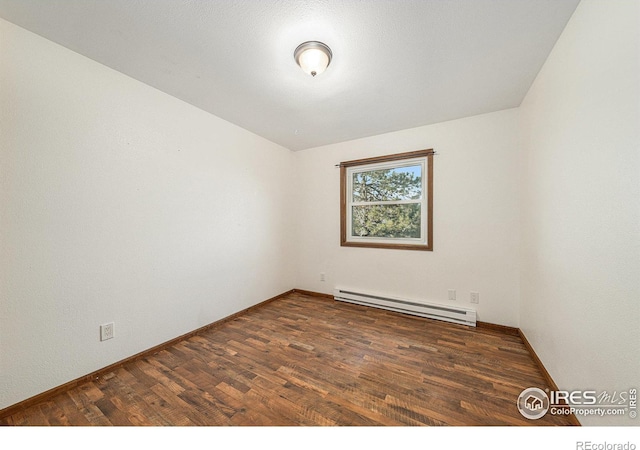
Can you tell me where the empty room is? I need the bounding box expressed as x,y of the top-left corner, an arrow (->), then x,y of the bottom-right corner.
0,0 -> 638,442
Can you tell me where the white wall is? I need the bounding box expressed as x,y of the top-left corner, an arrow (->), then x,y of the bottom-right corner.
293,109 -> 522,327
519,0 -> 639,426
0,19 -> 295,409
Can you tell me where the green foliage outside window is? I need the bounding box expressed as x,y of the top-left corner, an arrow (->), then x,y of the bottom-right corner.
351,165 -> 422,239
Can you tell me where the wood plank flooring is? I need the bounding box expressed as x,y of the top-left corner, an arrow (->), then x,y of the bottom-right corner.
0,292 -> 574,426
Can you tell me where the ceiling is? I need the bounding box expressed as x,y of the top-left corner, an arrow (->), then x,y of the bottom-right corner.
0,0 -> 580,151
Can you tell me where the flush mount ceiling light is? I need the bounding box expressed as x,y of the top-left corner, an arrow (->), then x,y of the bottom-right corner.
294,41 -> 332,77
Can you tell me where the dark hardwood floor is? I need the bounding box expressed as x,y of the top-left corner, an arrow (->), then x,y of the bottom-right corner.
1,292 -> 574,426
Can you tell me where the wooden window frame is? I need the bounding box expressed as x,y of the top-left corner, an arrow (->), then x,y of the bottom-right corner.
340,149 -> 434,251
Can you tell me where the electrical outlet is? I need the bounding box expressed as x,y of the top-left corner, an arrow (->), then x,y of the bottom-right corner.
100,322 -> 114,341
470,292 -> 480,304
448,289 -> 456,301
320,272 -> 326,282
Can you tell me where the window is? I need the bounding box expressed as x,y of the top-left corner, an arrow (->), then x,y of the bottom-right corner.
340,149 -> 433,251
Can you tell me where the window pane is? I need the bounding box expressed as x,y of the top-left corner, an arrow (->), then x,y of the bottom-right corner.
352,165 -> 422,202
351,204 -> 421,239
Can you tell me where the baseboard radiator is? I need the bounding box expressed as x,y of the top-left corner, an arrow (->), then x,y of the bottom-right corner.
334,288 -> 477,327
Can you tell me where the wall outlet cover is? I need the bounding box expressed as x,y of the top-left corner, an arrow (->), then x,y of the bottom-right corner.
100,322 -> 114,341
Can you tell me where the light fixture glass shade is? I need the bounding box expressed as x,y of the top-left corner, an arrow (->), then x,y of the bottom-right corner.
294,41 -> 332,77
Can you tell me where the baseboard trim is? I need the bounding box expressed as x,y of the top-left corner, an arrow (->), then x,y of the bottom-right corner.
476,321 -> 520,336
518,329 -> 581,426
0,289 -> 294,420
292,288 -> 334,300
518,329 -> 557,390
